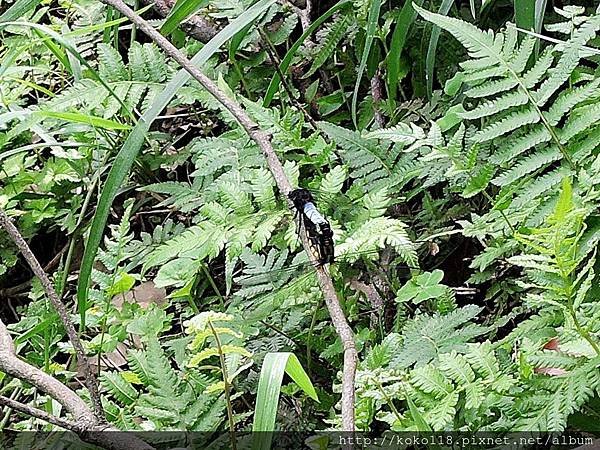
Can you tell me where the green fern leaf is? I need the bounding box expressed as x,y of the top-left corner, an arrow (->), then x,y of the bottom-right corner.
303,14 -> 352,78
439,352 -> 475,384
492,147 -> 561,186
410,366 -> 453,398
475,107 -> 539,142
101,372 -> 138,406
491,126 -> 551,164
460,89 -> 528,120
414,5 -> 500,61
97,43 -> 127,82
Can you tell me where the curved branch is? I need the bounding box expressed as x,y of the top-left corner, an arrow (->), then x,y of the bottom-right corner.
0,209 -> 103,419
97,0 -> 358,431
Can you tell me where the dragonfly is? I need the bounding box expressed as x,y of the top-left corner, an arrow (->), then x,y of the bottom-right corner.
288,188 -> 335,266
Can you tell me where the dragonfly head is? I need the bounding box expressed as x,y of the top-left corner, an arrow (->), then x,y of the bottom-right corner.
288,188 -> 315,211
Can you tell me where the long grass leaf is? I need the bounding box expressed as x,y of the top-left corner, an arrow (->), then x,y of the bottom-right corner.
514,0 -> 535,31
534,0 -> 546,33
351,0 -> 381,129
406,393 -> 432,431
252,353 -> 317,450
0,0 -> 40,21
425,0 -> 454,98
386,0 -> 423,101
35,111 -> 130,130
76,0 -> 276,329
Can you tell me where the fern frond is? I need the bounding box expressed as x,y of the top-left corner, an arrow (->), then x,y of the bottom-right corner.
319,122 -> 395,191
336,217 -> 417,267
303,14 -> 352,78
97,43 -> 127,82
465,78 -> 518,98
475,108 -> 539,142
490,126 -> 551,164
414,5 -> 500,61
410,366 -> 453,398
439,352 -> 475,384
535,17 -> 600,106
363,122 -> 425,144
101,372 -> 138,406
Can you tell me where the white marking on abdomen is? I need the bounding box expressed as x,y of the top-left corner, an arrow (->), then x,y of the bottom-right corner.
303,203 -> 327,225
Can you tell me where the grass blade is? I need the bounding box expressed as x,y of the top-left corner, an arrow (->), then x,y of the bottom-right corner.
405,392 -> 432,431
533,0 -> 547,56
351,0 -> 381,129
160,0 -> 209,36
534,0 -> 546,33
32,29 -> 73,74
263,0 -> 351,107
35,111 -> 130,130
0,0 -> 40,21
76,0 -> 277,330
252,352 -> 317,450
425,0 -> 453,98
514,0 -> 535,31
387,0 -> 423,101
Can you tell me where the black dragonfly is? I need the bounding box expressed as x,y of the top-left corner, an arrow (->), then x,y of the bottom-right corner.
288,188 -> 335,266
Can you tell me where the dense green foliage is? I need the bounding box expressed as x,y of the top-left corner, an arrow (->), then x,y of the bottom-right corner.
1,0 -> 600,444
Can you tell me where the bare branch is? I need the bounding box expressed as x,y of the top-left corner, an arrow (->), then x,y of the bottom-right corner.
97,0 -> 358,431
0,209 -> 103,419
0,320 -> 96,428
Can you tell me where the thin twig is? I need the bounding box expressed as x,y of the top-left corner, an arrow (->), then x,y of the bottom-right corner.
98,0 -> 358,431
510,25 -> 600,56
208,320 -> 237,450
0,395 -> 78,430
258,28 -> 319,130
0,242 -> 68,297
0,210 -> 103,420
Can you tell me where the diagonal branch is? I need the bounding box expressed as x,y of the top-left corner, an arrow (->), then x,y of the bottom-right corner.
98,0 -> 358,431
0,395 -> 79,430
0,319 -> 154,450
0,209 -> 103,419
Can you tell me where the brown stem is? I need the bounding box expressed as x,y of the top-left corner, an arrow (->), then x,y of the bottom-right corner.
371,68 -> 385,127
0,209 -> 103,419
97,0 -> 358,431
